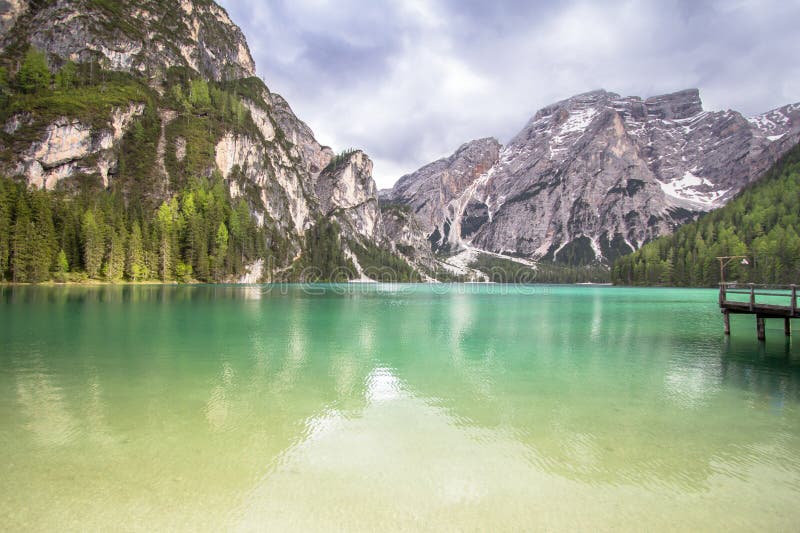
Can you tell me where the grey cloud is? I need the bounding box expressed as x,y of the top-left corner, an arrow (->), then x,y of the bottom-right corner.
292,32 -> 400,88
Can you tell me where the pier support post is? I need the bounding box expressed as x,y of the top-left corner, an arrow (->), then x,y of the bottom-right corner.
785,318 -> 792,337
757,315 -> 766,341
724,311 -> 730,335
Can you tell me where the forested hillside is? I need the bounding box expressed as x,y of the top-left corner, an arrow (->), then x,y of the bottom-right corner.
0,174 -> 276,283
613,142 -> 800,286
0,48 -> 286,283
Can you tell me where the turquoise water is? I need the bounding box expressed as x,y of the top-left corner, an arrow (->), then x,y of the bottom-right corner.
2,284 -> 800,531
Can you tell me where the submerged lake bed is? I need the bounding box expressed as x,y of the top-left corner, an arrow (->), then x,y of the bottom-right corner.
2,284 -> 800,531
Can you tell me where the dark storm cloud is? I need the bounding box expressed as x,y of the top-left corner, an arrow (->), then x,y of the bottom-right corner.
218,0 -> 800,188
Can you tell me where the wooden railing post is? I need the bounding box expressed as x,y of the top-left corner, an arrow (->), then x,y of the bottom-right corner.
792,284 -> 797,315
749,284 -> 755,311
719,283 -> 726,306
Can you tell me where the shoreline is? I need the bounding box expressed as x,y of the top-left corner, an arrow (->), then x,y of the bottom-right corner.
0,280 -> 183,287
0,280 -> 718,288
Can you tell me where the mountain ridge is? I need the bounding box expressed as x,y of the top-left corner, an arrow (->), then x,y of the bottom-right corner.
384,87 -> 800,265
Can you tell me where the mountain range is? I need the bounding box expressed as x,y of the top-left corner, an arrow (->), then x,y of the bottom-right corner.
383,89 -> 800,267
0,0 -> 798,283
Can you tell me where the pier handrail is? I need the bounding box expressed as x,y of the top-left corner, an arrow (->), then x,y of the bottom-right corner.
720,282 -> 799,290
719,282 -> 798,309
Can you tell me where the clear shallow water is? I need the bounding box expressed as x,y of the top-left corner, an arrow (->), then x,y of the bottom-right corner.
2,284 -> 800,531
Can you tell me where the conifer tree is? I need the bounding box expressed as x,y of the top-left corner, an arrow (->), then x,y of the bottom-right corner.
213,222 -> 228,281
55,60 -> 77,90
11,194 -> 32,282
55,249 -> 69,282
28,190 -> 56,282
189,79 -> 211,109
17,47 -> 51,94
81,210 -> 104,278
126,221 -> 146,281
156,200 -> 180,281
104,229 -> 125,281
0,180 -> 11,280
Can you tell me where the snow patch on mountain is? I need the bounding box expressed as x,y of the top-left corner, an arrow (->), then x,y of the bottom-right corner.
658,171 -> 729,209
749,103 -> 800,138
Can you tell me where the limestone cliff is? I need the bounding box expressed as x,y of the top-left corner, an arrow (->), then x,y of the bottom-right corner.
316,150 -> 382,242
1,0 -> 255,81
12,103 -> 144,188
385,137 -> 500,253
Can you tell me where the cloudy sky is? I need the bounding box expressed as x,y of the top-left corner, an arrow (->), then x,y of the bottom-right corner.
219,0 -> 800,189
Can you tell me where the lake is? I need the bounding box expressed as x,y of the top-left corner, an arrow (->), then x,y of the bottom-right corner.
2,284 -> 800,531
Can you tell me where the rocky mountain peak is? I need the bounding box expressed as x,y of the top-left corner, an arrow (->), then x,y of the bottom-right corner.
644,88 -> 703,120
1,0 -> 256,81
529,90 -> 613,124
316,150 -> 376,212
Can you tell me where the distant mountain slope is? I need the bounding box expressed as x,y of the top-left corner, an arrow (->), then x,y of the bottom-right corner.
612,142 -> 800,286
384,89 -> 800,265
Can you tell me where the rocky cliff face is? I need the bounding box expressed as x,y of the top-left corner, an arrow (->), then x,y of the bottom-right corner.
379,203 -> 441,277
316,150 -> 382,242
0,1 -> 26,36
0,0 -> 266,199
12,103 -> 144,189
386,89 -> 800,264
385,137 -> 500,252
209,85 -> 331,236
1,0 -> 255,81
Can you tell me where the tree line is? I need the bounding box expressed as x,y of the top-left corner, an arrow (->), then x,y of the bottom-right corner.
0,176 -> 268,283
468,253 -> 611,284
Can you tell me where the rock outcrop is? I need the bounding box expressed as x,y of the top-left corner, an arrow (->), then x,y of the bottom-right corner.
1,0 -> 255,81
13,103 -> 144,189
316,151 -> 382,242
380,203 -> 440,275
385,89 -> 800,264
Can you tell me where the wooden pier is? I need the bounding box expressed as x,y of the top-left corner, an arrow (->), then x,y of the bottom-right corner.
719,283 -> 798,340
